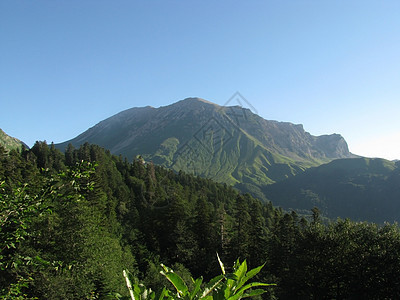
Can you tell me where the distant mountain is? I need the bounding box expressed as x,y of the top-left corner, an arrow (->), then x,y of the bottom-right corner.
264,157 -> 400,223
0,129 -> 27,152
56,97 -> 354,199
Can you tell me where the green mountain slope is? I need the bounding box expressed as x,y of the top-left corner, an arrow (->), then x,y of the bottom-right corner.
0,129 -> 27,152
56,97 -> 355,199
264,157 -> 400,223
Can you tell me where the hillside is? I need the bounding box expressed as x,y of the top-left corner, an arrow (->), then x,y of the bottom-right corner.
56,97 -> 355,199
264,157 -> 400,223
2,142 -> 400,299
0,128 -> 27,152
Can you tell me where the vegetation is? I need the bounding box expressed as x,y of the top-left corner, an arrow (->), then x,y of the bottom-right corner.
1,142 -> 400,299
120,256 -> 274,300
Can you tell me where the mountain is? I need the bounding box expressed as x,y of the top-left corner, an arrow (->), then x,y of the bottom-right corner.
0,129 -> 27,152
264,157 -> 400,223
56,97 -> 354,199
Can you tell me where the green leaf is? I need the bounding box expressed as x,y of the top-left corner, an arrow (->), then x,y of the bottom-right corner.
161,263 -> 174,273
160,270 -> 188,296
236,263 -> 265,291
239,288 -> 266,298
190,277 -> 203,299
234,259 -> 247,283
229,282 -> 276,300
217,253 -> 225,275
200,275 -> 224,298
157,287 -> 169,300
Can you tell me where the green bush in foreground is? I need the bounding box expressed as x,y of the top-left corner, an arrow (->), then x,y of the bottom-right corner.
118,255 -> 275,300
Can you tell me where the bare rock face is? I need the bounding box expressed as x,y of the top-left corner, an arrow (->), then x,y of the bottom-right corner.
314,134 -> 355,159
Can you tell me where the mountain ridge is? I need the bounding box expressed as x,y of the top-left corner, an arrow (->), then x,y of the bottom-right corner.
57,97 -> 354,161
56,97 -> 355,200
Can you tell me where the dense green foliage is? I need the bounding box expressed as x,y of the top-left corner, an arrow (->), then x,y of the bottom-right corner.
265,157 -> 400,223
1,142 -> 400,299
121,256 -> 274,300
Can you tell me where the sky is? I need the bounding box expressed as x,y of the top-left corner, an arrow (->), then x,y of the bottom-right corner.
1,1 -> 400,160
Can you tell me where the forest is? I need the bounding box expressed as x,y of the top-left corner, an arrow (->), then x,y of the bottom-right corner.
1,141 -> 400,299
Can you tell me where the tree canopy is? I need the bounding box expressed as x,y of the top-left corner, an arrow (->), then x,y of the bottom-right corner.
1,142 -> 400,299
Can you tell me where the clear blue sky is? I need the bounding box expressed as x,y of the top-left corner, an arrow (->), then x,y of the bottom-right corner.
1,1 -> 400,160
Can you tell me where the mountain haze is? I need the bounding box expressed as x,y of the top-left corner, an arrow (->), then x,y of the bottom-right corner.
56,97 -> 354,199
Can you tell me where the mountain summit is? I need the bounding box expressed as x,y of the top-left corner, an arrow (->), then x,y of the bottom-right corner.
56,97 -> 354,198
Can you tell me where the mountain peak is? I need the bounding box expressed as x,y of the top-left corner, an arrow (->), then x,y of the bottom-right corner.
175,97 -> 220,107
56,97 -> 355,201
57,98 -> 354,162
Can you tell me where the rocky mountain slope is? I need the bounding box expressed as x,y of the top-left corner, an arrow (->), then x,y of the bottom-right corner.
56,97 -> 355,199
0,129 -> 27,152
